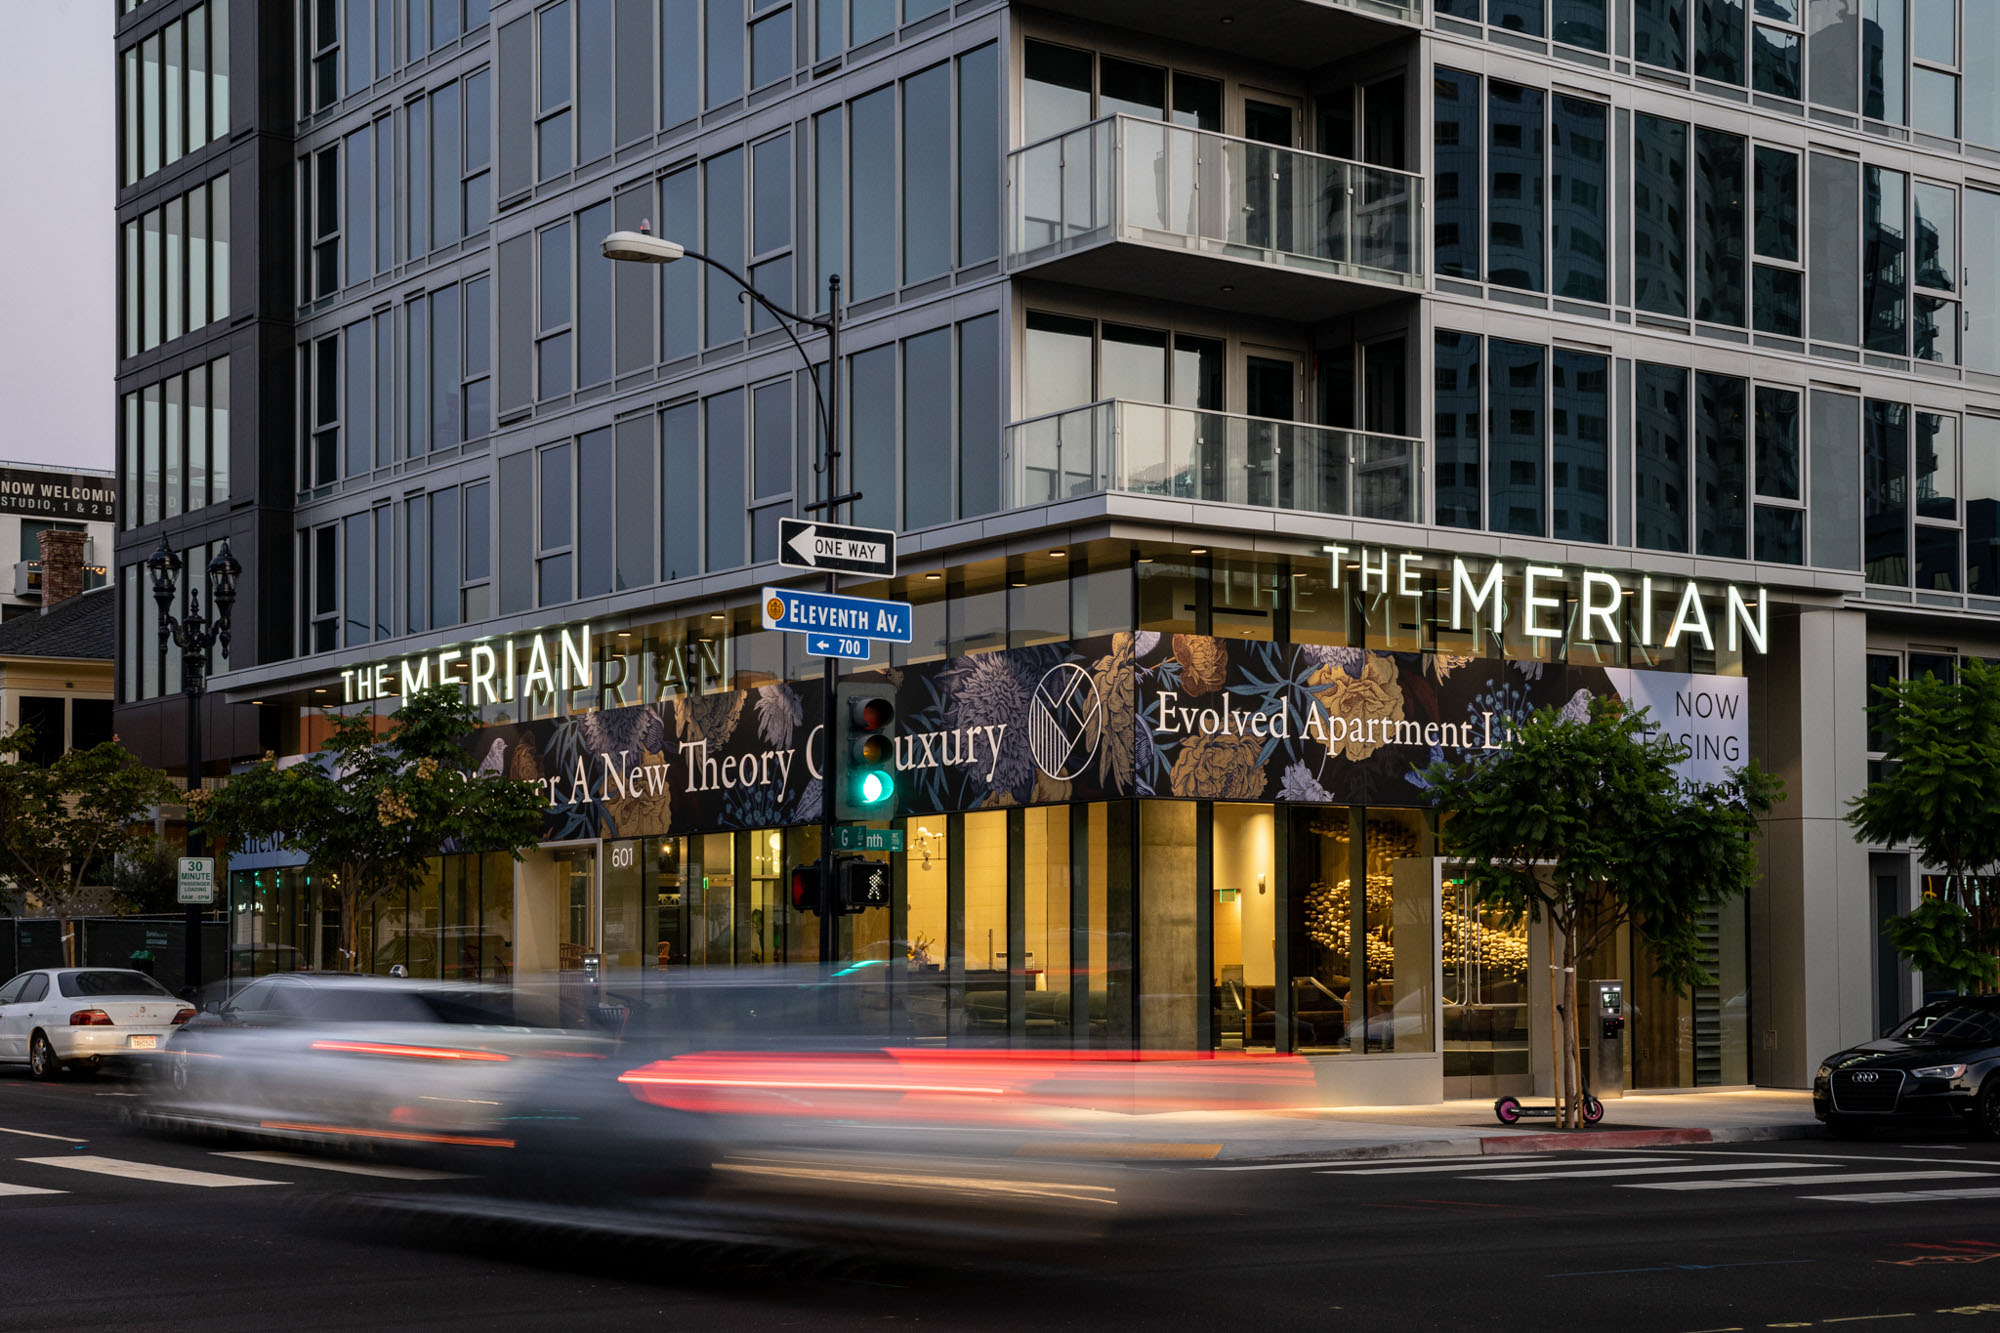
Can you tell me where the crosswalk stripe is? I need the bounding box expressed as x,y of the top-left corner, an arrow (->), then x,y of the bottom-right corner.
1325,1156 -> 1682,1176
213,1151 -> 466,1181
1623,1170 -> 1988,1192
1800,1186 -> 2000,1204
1476,1160 -> 1836,1181
19,1155 -> 286,1188
0,1125 -> 87,1142
0,1182 -> 65,1198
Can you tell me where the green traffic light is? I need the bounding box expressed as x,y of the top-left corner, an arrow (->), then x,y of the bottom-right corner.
855,769 -> 893,806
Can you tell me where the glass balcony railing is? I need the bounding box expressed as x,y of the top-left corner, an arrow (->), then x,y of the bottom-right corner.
1008,116 -> 1423,288
1006,399 -> 1424,525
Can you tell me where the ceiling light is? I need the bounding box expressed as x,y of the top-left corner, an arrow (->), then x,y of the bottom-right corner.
1048,549 -> 1066,558
1190,547 -> 1209,555
1011,579 -> 1027,587
710,613 -> 726,620
616,631 -> 631,639
924,571 -> 943,580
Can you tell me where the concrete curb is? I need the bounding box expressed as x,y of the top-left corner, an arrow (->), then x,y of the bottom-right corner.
1208,1121 -> 1825,1164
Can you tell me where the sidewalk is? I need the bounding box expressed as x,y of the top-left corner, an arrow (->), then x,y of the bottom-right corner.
1016,1089 -> 1822,1162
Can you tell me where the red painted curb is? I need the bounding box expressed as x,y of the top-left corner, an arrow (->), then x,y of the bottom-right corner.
1479,1127 -> 1716,1154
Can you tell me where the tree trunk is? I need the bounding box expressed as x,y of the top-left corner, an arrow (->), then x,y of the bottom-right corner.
1546,913 -> 1564,1126
58,912 -> 75,968
1560,917 -> 1581,1129
339,881 -> 361,974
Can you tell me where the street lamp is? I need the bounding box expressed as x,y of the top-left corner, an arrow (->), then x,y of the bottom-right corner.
602,223 -> 854,965
146,537 -> 242,996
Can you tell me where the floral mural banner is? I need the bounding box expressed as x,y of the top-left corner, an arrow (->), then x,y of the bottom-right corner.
467,633 -> 1747,839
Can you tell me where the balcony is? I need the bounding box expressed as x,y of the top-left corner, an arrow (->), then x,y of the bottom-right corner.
1008,117 -> 1423,321
1006,399 -> 1423,526
1043,0 -> 1419,68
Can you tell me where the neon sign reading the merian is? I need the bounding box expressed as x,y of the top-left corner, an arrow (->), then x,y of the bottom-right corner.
340,625 -> 595,704
1325,545 -> 1769,654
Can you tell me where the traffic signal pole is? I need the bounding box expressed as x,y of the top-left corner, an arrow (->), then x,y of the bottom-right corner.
817,277 -> 843,967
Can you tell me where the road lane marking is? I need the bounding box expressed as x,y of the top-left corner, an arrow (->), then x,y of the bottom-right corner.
1326,1156 -> 1682,1175
0,1182 -> 65,1198
1625,1170 -> 1986,1192
1804,1186 -> 2000,1204
0,1126 -> 86,1142
19,1155 -> 286,1188
213,1151 -> 467,1180
1479,1160 -> 1835,1181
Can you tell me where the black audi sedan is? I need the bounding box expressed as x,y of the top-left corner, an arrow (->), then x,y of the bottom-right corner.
1814,995 -> 2000,1138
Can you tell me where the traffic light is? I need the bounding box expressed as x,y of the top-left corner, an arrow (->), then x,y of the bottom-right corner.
789,864 -> 821,912
840,858 -> 890,913
833,681 -> 899,820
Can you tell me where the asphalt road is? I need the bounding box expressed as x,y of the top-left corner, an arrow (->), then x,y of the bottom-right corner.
3,1069 -> 1998,1333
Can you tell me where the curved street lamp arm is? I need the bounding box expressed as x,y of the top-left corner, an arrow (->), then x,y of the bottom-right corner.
681,248 -> 834,450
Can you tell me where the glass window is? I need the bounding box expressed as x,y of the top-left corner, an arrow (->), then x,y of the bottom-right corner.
1695,129 -> 1746,326
1753,23 -> 1802,99
576,0 -> 612,163
1753,146 -> 1798,262
957,44 -> 999,267
1099,57 -> 1165,120
1633,114 -> 1688,316
751,133 -> 791,257
576,200 -> 612,388
1023,41 -> 1092,143
1635,0 -> 1688,71
1551,95 -> 1606,303
613,417 -> 654,592
406,497 -> 428,633
1755,386 -> 1801,501
704,149 -> 745,343
661,0 -> 696,127
345,125 -> 372,289
345,318 -> 372,477
1913,181 -> 1955,293
1864,399 -> 1910,585
1912,68 -> 1958,137
1552,349 -> 1608,543
902,329 -> 951,530
704,391 -> 746,571
1433,70 -> 1481,281
848,344 -> 896,532
1863,0 -> 1906,124
663,402 -> 700,580
1635,363 -> 1689,553
1023,311 -> 1094,417
1864,167 -> 1909,354
1491,0 -> 1544,36
1487,82 -> 1544,293
1697,0 -> 1745,83
1916,411 -> 1956,521
661,168 -> 698,360
1695,373 -> 1748,559
1433,331 -> 1481,529
498,451 -> 532,613
1809,153 -> 1861,346
750,10 -> 791,88
1754,504 -> 1804,563
849,87 -> 895,299
1810,390 -> 1862,570
1554,0 -> 1608,50
577,427 -> 613,597
1487,339 -> 1545,536
1966,415 -> 2000,594
705,0 -> 743,107
958,313 -> 1001,519
850,0 -> 892,46
431,487 -> 460,629
902,65 -> 950,284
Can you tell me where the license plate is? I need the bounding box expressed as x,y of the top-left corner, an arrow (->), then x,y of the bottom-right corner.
128,1035 -> 158,1050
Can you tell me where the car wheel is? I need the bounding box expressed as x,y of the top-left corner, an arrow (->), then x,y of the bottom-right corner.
1974,1077 -> 2000,1141
1824,1114 -> 1872,1140
28,1032 -> 62,1081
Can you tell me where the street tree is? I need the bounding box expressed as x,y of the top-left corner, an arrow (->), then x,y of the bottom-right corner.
192,686 -> 549,972
1422,698 -> 1782,1128
1846,657 -> 2000,994
0,732 -> 182,965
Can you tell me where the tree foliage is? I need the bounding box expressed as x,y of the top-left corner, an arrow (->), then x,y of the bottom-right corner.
192,687 -> 549,972
0,731 -> 182,963
1846,657 -> 2000,994
1423,698 -> 1782,1128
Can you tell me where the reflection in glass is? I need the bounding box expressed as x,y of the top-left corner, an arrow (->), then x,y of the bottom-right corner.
1965,415 -> 2000,594
1434,331 -> 1481,529
1754,265 -> 1803,336
1754,504 -> 1804,563
1487,339 -> 1545,536
1487,82 -> 1544,292
1864,399 -> 1910,586
1552,96 -> 1606,303
1635,363 -> 1689,553
1433,70 -> 1481,280
1634,114 -> 1688,315
1755,386 -> 1802,500
1697,0 -> 1745,83
1696,373 -> 1748,559
1752,23 -> 1801,98
1695,129 -> 1746,326
1552,349 -> 1609,542
1864,167 -> 1909,354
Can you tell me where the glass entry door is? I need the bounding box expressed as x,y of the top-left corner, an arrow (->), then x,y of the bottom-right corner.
1244,350 -> 1302,508
1242,95 -> 1300,254
556,849 -> 596,972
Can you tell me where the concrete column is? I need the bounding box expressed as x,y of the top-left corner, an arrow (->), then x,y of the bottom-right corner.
1751,606 -> 1874,1087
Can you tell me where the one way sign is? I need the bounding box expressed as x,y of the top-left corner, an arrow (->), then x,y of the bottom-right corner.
779,518 -> 897,577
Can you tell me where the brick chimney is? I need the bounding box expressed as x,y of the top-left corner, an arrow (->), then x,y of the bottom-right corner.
37,527 -> 86,608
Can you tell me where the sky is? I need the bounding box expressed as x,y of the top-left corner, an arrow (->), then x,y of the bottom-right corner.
0,0 -> 114,474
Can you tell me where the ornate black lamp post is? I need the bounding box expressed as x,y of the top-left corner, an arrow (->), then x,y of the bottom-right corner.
145,538 -> 242,995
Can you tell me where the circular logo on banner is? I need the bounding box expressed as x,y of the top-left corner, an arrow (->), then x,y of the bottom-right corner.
765,596 -> 786,622
1028,662 -> 1104,781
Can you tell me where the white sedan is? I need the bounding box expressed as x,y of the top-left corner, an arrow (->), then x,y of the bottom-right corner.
0,969 -> 195,1078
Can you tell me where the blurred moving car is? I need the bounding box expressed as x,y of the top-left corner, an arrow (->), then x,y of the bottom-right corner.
0,968 -> 194,1078
407,967 -> 1318,1257
1814,995 -> 2000,1138
143,973 -> 605,1154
